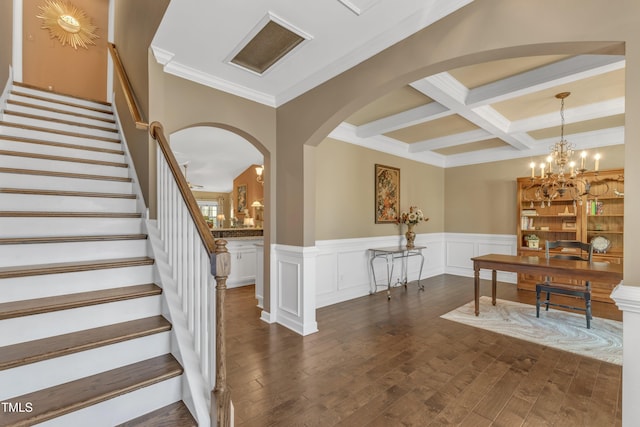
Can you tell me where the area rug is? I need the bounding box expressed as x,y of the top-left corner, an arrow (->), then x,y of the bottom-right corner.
441,296 -> 622,365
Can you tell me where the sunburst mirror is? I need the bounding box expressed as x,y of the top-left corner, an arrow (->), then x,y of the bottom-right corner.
37,0 -> 98,49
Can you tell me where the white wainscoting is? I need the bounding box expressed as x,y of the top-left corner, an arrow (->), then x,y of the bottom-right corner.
444,233 -> 518,283
314,232 -> 517,309
271,233 -> 517,336
611,283 -> 640,425
273,244 -> 319,336
315,233 -> 445,308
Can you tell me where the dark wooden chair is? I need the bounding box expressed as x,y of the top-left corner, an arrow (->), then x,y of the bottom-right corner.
536,240 -> 594,328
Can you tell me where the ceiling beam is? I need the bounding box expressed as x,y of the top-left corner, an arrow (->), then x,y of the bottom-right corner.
355,101 -> 452,138
411,73 -> 533,151
508,97 -> 625,133
465,55 -> 625,108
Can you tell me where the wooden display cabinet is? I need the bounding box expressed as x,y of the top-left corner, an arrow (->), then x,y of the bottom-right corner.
516,168 -> 624,303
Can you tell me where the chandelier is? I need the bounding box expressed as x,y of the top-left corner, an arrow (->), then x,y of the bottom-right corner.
524,92 -> 603,208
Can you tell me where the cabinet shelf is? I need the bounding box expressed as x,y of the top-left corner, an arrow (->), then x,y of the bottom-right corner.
517,168 -> 624,304
523,229 -> 576,233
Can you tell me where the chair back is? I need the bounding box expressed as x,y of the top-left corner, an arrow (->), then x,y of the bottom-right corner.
545,240 -> 593,262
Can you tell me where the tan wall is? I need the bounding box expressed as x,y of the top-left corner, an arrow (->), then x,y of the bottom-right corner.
444,145 -> 626,234
274,0 -> 640,285
315,138 -> 444,240
113,0 -> 169,212
22,0 -> 108,100
0,0 -> 12,88
148,62 -> 277,312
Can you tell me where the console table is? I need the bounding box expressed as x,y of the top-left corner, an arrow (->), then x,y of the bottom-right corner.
369,246 -> 426,299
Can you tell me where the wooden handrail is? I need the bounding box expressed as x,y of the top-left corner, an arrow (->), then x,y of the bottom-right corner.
107,43 -> 149,130
108,41 -> 232,424
150,121 -> 217,256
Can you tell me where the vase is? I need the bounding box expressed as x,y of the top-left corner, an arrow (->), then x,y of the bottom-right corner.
405,224 -> 416,248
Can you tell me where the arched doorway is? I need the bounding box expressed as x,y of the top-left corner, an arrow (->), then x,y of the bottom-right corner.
170,125 -> 270,311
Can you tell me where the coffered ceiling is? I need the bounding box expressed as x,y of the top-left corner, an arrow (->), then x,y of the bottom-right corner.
154,0 -> 625,186
331,54 -> 625,168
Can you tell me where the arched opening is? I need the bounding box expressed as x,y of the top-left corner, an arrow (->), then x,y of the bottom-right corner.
170,124 -> 271,312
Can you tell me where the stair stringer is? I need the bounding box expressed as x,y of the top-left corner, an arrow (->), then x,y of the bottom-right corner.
144,218 -> 213,427
112,102 -> 149,220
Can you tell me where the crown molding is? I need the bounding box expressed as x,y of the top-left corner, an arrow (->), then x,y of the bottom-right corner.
151,45 -> 278,107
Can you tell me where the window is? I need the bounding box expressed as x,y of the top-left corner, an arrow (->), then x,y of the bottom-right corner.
198,201 -> 218,222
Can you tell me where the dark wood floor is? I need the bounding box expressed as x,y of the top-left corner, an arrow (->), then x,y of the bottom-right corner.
225,275 -> 621,426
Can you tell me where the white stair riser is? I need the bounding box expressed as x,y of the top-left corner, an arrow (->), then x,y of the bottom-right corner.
0,139 -> 125,163
0,125 -> 119,147
6,103 -> 117,129
0,331 -> 171,401
0,155 -> 129,178
38,376 -> 182,427
0,239 -> 149,269
0,295 -> 162,346
0,217 -> 143,238
10,89 -> 113,113
0,194 -> 137,213
0,172 -> 133,194
0,265 -> 154,302
3,114 -> 120,140
7,95 -> 114,121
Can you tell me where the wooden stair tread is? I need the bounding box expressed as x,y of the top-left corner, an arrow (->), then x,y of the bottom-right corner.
1,354 -> 182,427
117,401 -> 197,427
0,188 -> 137,199
4,110 -> 118,134
0,315 -> 170,370
0,134 -> 124,154
0,167 -> 132,182
0,149 -> 127,168
0,257 -> 154,279
13,82 -> 113,107
0,211 -> 141,218
0,234 -> 147,245
0,121 -> 120,144
0,283 -> 161,320
7,99 -> 116,124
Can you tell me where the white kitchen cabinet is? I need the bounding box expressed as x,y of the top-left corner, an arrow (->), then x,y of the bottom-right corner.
226,239 -> 262,288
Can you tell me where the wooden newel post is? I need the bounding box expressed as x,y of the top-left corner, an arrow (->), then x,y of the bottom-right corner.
212,239 -> 231,427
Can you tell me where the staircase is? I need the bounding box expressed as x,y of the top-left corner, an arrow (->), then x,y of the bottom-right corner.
0,83 -> 197,426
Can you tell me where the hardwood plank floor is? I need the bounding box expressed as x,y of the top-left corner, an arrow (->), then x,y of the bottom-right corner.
226,275 -> 621,426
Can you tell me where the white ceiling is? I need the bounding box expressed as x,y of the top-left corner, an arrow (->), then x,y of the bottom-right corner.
170,127 -> 263,193
152,0 -> 472,106
154,0 -> 625,190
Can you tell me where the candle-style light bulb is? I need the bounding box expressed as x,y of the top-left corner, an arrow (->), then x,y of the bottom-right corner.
580,151 -> 587,170
594,153 -> 601,171
539,162 -> 545,178
569,161 -> 576,176
529,162 -> 536,178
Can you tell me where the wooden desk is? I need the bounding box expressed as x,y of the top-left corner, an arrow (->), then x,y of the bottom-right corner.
471,254 -> 623,316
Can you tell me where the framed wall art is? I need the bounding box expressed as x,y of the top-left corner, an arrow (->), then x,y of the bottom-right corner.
374,164 -> 400,223
237,184 -> 247,213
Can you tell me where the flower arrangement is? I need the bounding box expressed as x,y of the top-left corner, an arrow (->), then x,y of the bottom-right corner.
398,206 -> 426,225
